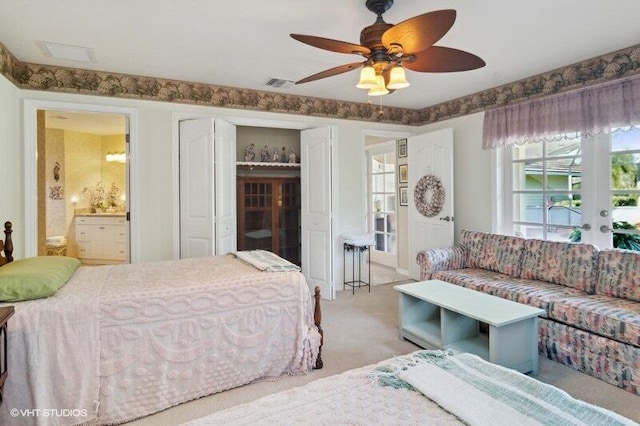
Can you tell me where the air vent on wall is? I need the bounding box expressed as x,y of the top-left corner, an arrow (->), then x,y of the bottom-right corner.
265,78 -> 295,89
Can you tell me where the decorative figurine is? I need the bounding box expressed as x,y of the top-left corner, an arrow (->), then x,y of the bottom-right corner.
272,147 -> 280,163
244,143 -> 255,161
53,161 -> 61,181
260,145 -> 270,162
288,147 -> 297,163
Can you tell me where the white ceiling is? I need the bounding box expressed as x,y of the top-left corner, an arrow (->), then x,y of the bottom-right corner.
1,0 -> 639,110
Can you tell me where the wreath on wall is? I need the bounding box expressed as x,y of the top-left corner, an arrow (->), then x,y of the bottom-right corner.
413,175 -> 445,217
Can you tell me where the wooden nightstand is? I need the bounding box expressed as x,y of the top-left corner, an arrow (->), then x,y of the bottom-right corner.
0,306 -> 15,405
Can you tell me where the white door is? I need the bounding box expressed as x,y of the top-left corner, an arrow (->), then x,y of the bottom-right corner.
179,119 -> 215,258
408,128 -> 455,280
301,127 -> 333,300
213,119 -> 237,254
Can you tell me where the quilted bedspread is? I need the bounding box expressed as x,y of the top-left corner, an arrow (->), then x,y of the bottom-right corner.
0,255 -> 321,426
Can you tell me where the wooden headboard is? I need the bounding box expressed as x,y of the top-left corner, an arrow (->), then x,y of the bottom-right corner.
0,222 -> 13,267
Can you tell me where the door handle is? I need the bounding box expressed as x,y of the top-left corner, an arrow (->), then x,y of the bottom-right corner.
576,223 -> 591,231
439,216 -> 452,222
600,225 -> 613,233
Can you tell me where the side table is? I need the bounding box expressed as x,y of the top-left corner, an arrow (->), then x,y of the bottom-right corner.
0,305 -> 14,405
343,242 -> 371,294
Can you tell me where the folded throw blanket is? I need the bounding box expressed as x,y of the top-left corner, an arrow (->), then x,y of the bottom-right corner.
370,350 -> 637,426
231,250 -> 301,272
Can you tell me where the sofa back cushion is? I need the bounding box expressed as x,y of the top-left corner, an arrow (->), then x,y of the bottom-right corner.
461,230 -> 525,277
520,239 -> 598,293
596,249 -> 640,302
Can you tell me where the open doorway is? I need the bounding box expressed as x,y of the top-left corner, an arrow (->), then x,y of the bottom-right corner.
37,109 -> 129,264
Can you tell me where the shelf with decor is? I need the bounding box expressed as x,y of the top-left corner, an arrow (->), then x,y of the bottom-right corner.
236,162 -> 300,171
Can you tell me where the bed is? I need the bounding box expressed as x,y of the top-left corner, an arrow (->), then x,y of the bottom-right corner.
183,349 -> 638,426
0,221 -> 323,425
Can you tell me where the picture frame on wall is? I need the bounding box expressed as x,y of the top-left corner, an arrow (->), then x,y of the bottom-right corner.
399,186 -> 408,206
397,138 -> 407,158
399,164 -> 408,183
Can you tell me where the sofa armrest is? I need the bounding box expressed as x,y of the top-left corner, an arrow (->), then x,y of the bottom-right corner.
416,246 -> 466,280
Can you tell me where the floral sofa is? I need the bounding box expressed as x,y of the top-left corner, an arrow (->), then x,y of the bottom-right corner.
416,230 -> 640,395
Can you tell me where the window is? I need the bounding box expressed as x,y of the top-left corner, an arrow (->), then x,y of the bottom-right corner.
500,128 -> 640,250
366,142 -> 396,266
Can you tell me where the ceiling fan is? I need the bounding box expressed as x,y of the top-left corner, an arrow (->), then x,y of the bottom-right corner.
290,0 -> 485,96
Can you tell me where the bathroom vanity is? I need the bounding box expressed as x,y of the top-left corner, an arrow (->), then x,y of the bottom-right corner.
75,214 -> 127,263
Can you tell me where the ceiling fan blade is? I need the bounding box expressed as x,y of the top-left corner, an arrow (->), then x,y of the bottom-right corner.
382,10 -> 456,55
404,46 -> 486,73
295,62 -> 364,85
291,34 -> 371,55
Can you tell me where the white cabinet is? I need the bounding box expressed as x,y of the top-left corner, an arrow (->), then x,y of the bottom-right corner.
75,215 -> 127,263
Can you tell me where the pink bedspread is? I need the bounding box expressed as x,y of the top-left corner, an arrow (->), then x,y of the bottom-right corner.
0,255 -> 321,425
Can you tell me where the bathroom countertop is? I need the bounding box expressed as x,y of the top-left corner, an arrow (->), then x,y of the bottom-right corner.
75,212 -> 125,217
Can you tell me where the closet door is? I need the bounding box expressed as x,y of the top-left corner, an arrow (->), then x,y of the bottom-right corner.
179,119 -> 215,258
213,119 -> 237,255
179,117 -> 236,258
301,127 -> 333,299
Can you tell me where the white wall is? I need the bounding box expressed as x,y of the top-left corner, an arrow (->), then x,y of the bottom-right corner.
416,112 -> 494,243
1,75 -> 418,270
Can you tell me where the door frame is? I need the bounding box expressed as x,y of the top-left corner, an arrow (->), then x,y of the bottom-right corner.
172,113 -> 340,298
23,99 -> 139,261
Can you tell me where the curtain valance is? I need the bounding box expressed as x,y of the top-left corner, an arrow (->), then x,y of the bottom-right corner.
482,75 -> 640,149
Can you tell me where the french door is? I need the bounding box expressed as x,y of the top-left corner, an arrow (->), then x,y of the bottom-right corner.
505,127 -> 640,250
366,141 -> 397,267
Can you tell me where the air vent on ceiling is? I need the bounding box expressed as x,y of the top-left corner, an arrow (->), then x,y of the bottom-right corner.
36,41 -> 96,63
265,78 -> 295,89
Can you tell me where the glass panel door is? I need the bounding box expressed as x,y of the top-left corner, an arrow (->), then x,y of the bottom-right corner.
368,144 -> 397,267
608,129 -> 640,250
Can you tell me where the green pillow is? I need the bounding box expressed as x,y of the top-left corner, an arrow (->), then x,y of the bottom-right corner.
0,256 -> 81,302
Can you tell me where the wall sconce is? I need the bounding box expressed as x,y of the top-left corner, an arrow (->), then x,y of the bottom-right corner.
70,195 -> 78,205
105,152 -> 126,163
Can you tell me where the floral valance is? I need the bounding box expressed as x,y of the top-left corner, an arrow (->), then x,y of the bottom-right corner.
482,75 -> 640,149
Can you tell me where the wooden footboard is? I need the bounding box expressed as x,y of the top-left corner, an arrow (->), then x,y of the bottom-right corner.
0,222 -> 13,266
314,286 -> 323,369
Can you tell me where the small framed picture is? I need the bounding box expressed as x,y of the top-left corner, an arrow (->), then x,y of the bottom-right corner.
399,164 -> 408,183
397,138 -> 407,158
399,186 -> 408,206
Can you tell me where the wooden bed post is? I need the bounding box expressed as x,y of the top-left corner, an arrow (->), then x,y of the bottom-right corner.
2,222 -> 12,264
313,286 -> 323,369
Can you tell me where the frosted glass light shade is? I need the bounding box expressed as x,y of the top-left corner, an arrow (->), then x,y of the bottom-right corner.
368,75 -> 389,96
356,66 -> 377,89
387,66 -> 410,89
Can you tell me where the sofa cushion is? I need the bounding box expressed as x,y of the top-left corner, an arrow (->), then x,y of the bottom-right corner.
481,278 -> 588,317
460,230 -> 525,277
432,270 -> 587,317
432,268 -> 498,293
520,239 -> 598,293
596,249 -> 640,302
549,295 -> 640,347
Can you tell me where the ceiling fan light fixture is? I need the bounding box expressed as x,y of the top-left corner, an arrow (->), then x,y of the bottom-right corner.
387,66 -> 410,90
356,66 -> 377,89
367,74 -> 389,96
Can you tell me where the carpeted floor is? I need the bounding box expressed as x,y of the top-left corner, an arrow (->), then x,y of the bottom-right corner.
125,278 -> 640,425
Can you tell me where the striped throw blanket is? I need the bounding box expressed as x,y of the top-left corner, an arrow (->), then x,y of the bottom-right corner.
231,250 -> 301,272
370,350 -> 637,426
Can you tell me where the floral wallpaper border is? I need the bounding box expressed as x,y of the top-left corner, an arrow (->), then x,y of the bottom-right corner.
1,42 -> 639,126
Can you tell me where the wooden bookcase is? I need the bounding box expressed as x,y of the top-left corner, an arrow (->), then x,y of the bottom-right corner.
237,176 -> 301,265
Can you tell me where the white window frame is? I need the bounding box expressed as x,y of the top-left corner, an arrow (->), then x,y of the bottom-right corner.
495,130 -> 640,249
